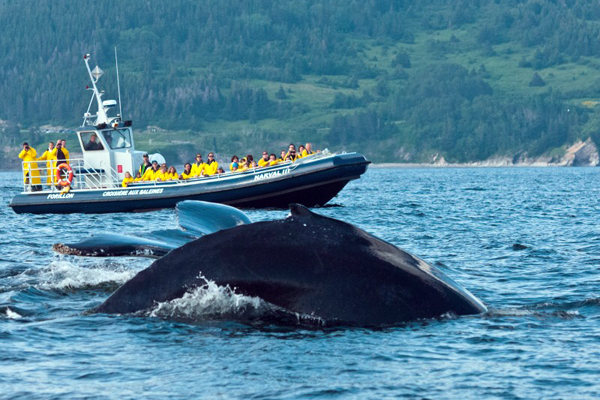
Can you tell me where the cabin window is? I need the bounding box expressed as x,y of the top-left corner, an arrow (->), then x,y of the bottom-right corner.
101,129 -> 132,149
81,131 -> 105,151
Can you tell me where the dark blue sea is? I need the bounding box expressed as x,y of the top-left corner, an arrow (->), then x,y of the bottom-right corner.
2,167 -> 600,399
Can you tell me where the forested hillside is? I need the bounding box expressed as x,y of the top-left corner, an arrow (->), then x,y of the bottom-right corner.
2,0 -> 600,164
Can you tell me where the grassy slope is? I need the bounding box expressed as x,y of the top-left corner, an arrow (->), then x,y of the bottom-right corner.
130,22 -> 600,164
9,20 -> 600,167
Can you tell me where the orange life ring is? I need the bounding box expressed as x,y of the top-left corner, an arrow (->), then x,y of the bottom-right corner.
55,163 -> 74,187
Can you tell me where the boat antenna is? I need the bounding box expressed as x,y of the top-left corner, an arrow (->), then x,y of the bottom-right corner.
115,47 -> 123,119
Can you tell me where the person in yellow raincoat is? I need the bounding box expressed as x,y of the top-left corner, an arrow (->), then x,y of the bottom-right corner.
37,141 -> 57,186
191,154 -> 206,177
204,153 -> 219,175
18,142 -> 42,190
121,172 -> 134,187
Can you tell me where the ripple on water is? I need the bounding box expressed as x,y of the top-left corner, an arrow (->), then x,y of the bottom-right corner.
1,168 -> 600,398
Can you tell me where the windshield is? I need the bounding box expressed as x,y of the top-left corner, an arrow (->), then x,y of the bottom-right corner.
101,129 -> 132,149
81,131 -> 104,151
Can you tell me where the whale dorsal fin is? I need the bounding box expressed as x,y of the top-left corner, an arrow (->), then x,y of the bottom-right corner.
289,203 -> 315,217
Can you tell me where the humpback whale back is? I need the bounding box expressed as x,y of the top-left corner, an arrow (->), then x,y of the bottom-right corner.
90,203 -> 487,326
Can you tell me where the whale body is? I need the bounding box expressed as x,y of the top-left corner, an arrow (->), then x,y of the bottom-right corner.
61,202 -> 487,326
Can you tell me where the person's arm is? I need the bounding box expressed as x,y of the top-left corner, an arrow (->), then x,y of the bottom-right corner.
37,151 -> 48,161
18,149 -> 28,160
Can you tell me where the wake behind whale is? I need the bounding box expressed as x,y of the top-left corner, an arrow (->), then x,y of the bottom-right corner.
54,201 -> 487,327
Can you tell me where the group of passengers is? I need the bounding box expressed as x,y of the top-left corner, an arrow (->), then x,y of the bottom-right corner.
121,142 -> 317,187
228,142 -> 315,172
122,152 -> 222,187
18,139 -> 71,190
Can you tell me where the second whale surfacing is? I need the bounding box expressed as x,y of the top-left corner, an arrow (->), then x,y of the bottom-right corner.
55,201 -> 487,326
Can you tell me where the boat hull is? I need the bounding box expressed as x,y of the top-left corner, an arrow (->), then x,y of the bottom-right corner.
9,153 -> 370,214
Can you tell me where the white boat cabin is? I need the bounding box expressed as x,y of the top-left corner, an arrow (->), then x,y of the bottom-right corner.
75,54 -> 153,185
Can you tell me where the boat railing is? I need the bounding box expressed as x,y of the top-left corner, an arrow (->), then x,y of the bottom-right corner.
19,150 -> 337,193
19,158 -> 122,193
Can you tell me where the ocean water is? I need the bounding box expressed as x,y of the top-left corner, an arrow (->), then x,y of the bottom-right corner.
1,167 -> 600,399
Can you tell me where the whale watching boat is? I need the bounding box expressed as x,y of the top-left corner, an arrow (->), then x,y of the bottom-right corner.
9,53 -> 370,214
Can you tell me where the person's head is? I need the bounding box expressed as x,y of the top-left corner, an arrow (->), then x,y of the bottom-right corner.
299,145 -> 305,153
251,161 -> 258,167
48,141 -> 54,150
184,163 -> 191,172
288,143 -> 296,151
269,153 -> 276,161
285,155 -> 293,161
231,155 -> 239,163
195,154 -> 203,163
152,160 -> 159,169
61,139 -> 66,147
208,153 -> 215,162
217,167 -> 225,174
168,166 -> 176,174
306,143 -> 313,152
289,148 -> 296,156
22,142 -> 29,150
232,162 -> 238,170
160,163 -> 167,172
143,153 -> 149,161
125,171 -> 132,178
246,154 -> 254,162
56,142 -> 62,149
135,172 -> 141,178
280,150 -> 286,158
90,134 -> 97,142
261,151 -> 269,160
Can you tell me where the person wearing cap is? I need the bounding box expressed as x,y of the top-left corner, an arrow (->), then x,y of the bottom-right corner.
191,154 -> 206,177
18,142 -> 42,190
142,160 -> 160,181
139,153 -> 152,176
133,171 -> 143,182
258,151 -> 270,167
204,153 -> 219,176
231,162 -> 239,172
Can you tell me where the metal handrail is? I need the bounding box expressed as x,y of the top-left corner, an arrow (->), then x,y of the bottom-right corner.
19,150 -> 336,193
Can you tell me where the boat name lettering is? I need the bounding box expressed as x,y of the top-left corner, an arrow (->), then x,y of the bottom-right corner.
254,168 -> 290,181
47,193 -> 75,199
102,188 -> 165,197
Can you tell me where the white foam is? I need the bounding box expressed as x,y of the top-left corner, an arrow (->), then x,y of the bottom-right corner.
5,308 -> 22,319
149,278 -> 265,320
36,260 -> 138,290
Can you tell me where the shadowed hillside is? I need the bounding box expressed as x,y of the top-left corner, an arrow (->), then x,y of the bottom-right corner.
2,0 -> 600,165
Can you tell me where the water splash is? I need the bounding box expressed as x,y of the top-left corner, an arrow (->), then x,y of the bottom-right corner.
5,307 -> 22,319
149,279 -> 267,321
35,260 -> 137,291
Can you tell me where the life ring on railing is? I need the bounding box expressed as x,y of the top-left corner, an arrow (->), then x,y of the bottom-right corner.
55,163 -> 74,187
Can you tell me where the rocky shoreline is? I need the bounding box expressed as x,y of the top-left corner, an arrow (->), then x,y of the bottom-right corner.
373,139 -> 600,168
